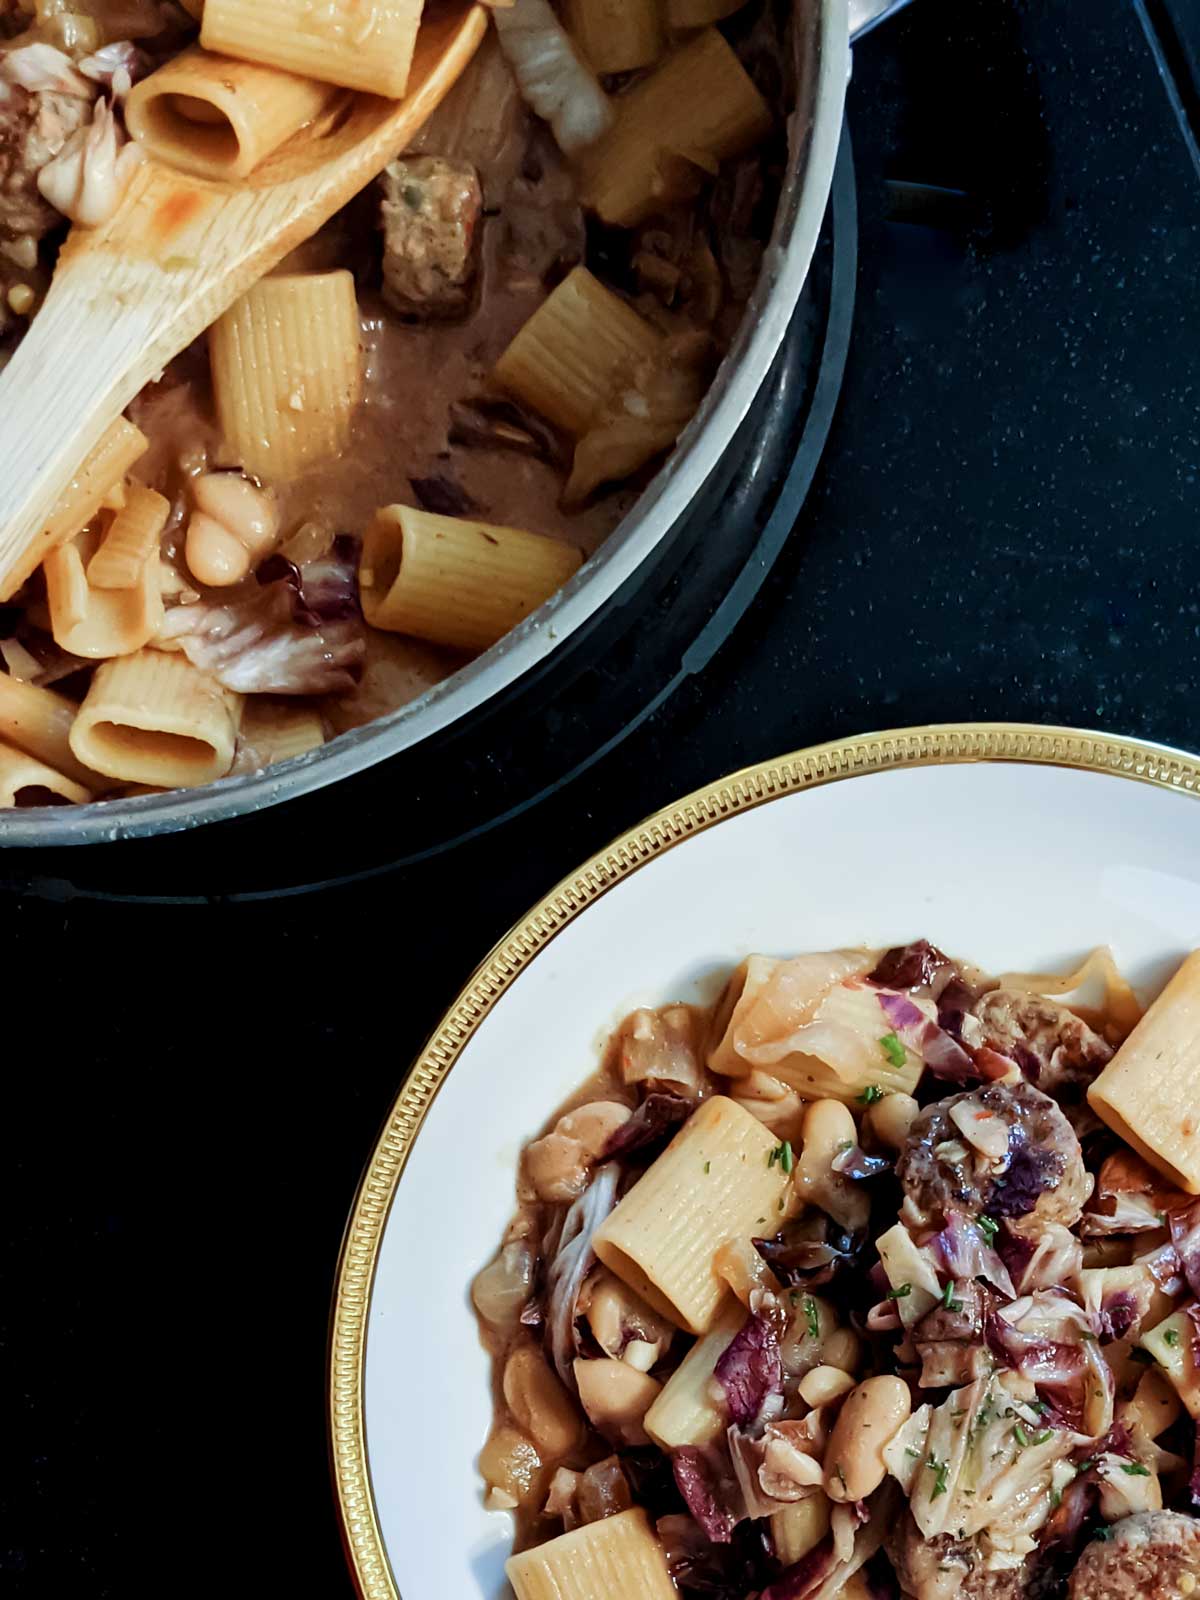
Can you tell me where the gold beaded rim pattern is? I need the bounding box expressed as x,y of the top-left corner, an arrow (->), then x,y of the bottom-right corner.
328,720 -> 1200,1599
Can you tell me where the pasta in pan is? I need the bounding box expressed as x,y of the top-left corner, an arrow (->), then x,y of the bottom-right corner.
471,939 -> 1200,1600
0,0 -> 788,807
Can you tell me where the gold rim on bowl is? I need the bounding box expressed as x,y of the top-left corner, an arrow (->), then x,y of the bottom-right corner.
328,720 -> 1200,1599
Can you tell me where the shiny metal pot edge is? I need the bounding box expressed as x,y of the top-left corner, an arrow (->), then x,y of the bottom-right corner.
3,0 -> 851,847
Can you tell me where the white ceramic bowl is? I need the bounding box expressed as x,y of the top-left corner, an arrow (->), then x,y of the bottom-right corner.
330,723 -> 1200,1599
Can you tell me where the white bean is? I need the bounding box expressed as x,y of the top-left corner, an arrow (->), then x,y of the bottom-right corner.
823,1375 -> 911,1502
865,1091 -> 919,1151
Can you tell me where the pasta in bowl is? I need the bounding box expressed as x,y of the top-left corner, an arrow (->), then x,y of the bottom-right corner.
472,939 -> 1200,1600
0,0 -> 824,814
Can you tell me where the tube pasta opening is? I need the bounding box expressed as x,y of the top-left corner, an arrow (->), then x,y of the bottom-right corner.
0,740 -> 91,807
69,650 -> 241,788
126,48 -> 339,181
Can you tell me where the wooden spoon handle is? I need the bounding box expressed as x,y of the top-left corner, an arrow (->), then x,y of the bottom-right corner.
0,259 -> 161,598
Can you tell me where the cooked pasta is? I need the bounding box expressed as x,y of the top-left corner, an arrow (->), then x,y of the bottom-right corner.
564,0 -> 664,76
0,741 -> 91,806
575,29 -> 773,227
208,271 -> 362,481
200,0 -> 424,99
1089,950 -> 1200,1193
493,266 -> 662,437
43,533 -> 163,658
359,504 -> 582,651
473,940 -> 1200,1600
69,649 -> 241,787
238,699 -> 324,765
4,417 -> 148,601
86,482 -> 170,591
125,47 -> 338,181
507,1508 -> 677,1600
0,675 -> 102,790
594,1095 -> 790,1333
642,1298 -> 745,1448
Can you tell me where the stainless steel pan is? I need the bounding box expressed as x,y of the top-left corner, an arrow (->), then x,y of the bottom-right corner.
5,0 -> 913,846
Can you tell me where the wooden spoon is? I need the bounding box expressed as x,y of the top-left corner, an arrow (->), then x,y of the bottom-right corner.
0,3 -> 487,600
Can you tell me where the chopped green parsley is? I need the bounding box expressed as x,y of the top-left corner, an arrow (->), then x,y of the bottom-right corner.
926,1455 -> 950,1498
879,1032 -> 907,1069
858,1084 -> 885,1106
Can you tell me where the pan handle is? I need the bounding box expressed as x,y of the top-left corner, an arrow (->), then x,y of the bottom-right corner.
850,0 -> 913,41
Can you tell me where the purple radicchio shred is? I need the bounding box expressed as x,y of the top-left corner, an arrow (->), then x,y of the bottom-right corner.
545,1163 -> 620,1385
933,1210 -> 1016,1298
985,1139 -> 1062,1221
163,536 -> 365,694
713,1313 -> 783,1426
1191,1419 -> 1200,1510
753,1218 -> 862,1290
936,978 -> 976,1041
409,472 -> 479,517
868,940 -> 951,991
876,990 -> 977,1084
602,1093 -> 692,1160
831,1144 -> 891,1181
665,1517 -> 778,1597
672,1448 -> 739,1544
1097,1289 -> 1141,1341
1169,1198 -> 1200,1299
1188,1303 -> 1200,1375
985,1311 -> 1087,1387
759,1537 -> 836,1600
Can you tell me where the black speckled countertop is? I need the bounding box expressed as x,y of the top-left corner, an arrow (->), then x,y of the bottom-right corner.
3,2 -> 1199,1594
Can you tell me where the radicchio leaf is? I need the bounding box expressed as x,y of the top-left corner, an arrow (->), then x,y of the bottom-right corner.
602,1093 -> 691,1160
161,537 -> 365,693
545,1162 -> 619,1385
868,941 -> 951,991
752,1219 -> 862,1290
933,1210 -> 1016,1299
830,1144 -> 890,1180
985,1311 -> 1086,1386
658,1513 -> 778,1597
876,990 -> 976,1084
759,1537 -> 836,1600
671,1448 -> 738,1544
713,1313 -> 782,1426
1191,1418 -> 1200,1510
1170,1198 -> 1200,1299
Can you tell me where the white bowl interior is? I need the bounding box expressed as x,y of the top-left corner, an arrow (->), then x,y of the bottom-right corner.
363,759 -> 1200,1597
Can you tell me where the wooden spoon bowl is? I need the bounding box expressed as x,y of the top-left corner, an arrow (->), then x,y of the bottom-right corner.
0,3 -> 487,598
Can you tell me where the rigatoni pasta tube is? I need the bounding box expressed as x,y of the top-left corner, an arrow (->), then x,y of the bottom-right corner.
1089,951 -> 1200,1192
69,649 -> 241,788
565,0 -> 664,75
0,741 -> 92,807
43,538 -> 163,659
239,700 -> 324,766
86,482 -> 169,591
643,1297 -> 745,1449
209,271 -> 362,481
576,29 -> 772,227
594,1095 -> 790,1334
3,417 -> 148,600
202,0 -> 423,99
125,48 -> 338,182
0,674 -> 104,791
506,1507 -> 676,1600
772,1497 -> 832,1567
360,505 -> 582,653
1140,1308 -> 1200,1419
494,267 -> 661,437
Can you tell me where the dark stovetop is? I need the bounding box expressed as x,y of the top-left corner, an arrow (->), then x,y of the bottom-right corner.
4,2 -> 1199,1594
